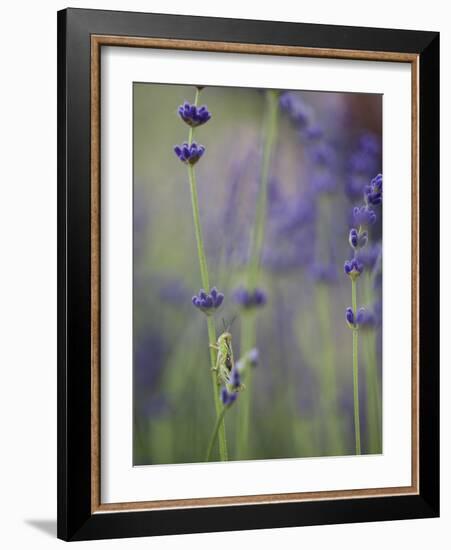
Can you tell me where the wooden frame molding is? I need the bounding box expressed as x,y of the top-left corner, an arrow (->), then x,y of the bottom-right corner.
90,34 -> 420,514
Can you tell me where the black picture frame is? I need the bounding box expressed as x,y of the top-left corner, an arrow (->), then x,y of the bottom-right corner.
57,7 -> 439,541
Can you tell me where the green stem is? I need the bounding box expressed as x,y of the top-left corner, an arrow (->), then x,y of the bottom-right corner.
237,90 -> 279,460
362,276 -> 381,454
186,87 -> 228,461
248,89 -> 280,290
364,331 -> 381,453
236,314 -> 255,459
187,88 -> 200,146
352,278 -> 361,455
187,165 -> 210,291
206,405 -> 229,462
316,285 -> 344,455
207,317 -> 228,461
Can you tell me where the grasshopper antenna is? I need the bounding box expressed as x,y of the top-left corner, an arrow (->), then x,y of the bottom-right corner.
226,315 -> 237,332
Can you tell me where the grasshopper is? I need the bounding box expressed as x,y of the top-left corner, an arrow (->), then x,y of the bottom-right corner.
210,320 -> 244,392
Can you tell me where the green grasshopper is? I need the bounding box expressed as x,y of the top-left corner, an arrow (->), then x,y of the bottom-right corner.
210,320 -> 244,392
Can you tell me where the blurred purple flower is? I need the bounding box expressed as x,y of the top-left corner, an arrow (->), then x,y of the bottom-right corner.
346,133 -> 381,200
346,132 -> 382,201
308,142 -> 337,168
220,387 -> 238,406
345,306 -> 368,328
279,91 -> 312,129
233,286 -> 267,309
247,348 -> 259,367
352,205 -> 377,226
364,173 -> 383,206
304,123 -> 324,141
158,278 -> 188,305
356,307 -> 376,328
309,262 -> 338,284
230,367 -> 242,390
357,242 -> 381,271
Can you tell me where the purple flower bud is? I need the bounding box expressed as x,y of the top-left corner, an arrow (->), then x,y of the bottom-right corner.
220,387 -> 229,405
345,307 -> 355,326
346,306 -> 373,329
220,387 -> 237,406
173,141 -> 206,165
349,228 -> 359,249
177,102 -> 212,127
364,173 -> 383,206
349,228 -> 368,250
230,368 -> 241,389
191,287 -> 224,315
344,258 -> 364,279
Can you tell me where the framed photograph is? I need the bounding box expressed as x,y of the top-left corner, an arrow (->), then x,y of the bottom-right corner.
57,8 -> 439,541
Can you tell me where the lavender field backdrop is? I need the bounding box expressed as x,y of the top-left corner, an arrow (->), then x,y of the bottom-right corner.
133,83 -> 383,465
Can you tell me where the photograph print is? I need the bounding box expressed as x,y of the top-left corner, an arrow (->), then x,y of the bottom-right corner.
133,82 -> 383,466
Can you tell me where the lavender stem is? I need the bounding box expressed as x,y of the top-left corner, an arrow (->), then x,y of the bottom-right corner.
186,88 -> 228,461
352,278 -> 361,455
237,90 -> 279,459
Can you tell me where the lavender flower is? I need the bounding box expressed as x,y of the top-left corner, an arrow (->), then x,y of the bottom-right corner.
358,242 -> 381,271
236,348 -> 259,372
230,367 -> 242,390
233,286 -> 267,309
352,205 -> 377,227
349,228 -> 368,250
359,133 -> 381,156
247,348 -> 259,367
344,257 -> 364,279
220,387 -> 237,406
310,262 -> 338,283
346,133 -> 381,201
279,92 -> 311,129
364,173 -> 383,206
174,141 -> 205,165
304,123 -> 323,141
344,171 -> 383,456
191,287 -> 224,314
345,307 -> 355,327
345,306 -> 371,328
308,142 -> 337,168
356,307 -> 376,328
178,102 -> 211,127
307,141 -> 338,194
